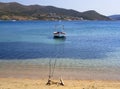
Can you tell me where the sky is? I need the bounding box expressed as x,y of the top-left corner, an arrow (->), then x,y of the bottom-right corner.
0,0 -> 120,16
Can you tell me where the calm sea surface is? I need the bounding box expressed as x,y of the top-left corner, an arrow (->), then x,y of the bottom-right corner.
0,20 -> 120,79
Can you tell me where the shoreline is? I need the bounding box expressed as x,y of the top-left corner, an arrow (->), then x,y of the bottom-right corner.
0,58 -> 120,81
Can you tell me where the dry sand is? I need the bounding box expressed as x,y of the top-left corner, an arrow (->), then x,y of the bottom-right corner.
0,78 -> 120,89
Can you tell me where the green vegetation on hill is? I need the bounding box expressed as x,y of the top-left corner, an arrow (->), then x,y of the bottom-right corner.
0,2 -> 110,20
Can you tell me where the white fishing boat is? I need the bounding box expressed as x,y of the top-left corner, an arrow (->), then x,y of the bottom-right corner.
53,25 -> 66,38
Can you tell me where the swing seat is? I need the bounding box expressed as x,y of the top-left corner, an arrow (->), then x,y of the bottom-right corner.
46,78 -> 64,86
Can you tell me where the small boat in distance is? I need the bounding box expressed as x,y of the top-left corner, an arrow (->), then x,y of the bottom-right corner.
53,25 -> 66,39
53,31 -> 66,38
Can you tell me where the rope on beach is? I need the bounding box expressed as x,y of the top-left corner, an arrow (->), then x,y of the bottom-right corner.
48,44 -> 59,78
48,58 -> 57,78
49,58 -> 52,78
51,58 -> 57,77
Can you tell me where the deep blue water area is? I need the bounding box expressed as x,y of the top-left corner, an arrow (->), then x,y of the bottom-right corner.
0,20 -> 120,60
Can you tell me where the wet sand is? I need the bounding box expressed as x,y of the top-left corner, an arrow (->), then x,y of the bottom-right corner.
0,59 -> 120,80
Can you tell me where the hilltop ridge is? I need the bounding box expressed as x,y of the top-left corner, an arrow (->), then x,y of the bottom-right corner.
0,2 -> 110,20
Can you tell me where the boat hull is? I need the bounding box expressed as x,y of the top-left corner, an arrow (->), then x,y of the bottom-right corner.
53,36 -> 66,39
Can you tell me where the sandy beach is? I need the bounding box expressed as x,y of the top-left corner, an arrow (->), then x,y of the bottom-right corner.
0,78 -> 120,89
0,59 -> 120,89
0,66 -> 120,89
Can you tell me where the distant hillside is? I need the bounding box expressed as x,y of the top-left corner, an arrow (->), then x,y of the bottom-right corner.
82,10 -> 110,20
109,15 -> 120,20
0,2 -> 110,20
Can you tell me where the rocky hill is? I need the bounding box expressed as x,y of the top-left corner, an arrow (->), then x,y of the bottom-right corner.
109,15 -> 120,20
0,2 -> 110,20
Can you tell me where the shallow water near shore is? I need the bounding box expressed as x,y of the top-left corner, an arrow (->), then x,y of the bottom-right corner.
0,58 -> 120,80
0,20 -> 120,80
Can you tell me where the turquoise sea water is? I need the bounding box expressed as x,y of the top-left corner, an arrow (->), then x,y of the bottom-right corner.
0,20 -> 120,80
